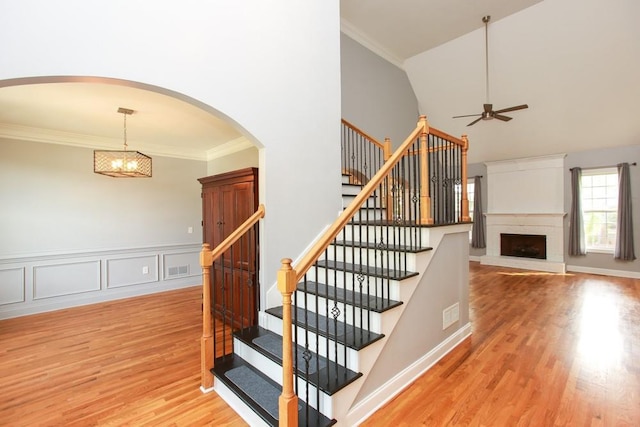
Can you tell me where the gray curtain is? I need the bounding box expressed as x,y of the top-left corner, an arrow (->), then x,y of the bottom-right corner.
614,163 -> 635,260
568,167 -> 586,256
471,175 -> 486,248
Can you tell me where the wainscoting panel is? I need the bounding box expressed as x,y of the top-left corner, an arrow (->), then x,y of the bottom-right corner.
0,267 -> 25,305
107,255 -> 159,289
33,261 -> 101,300
0,244 -> 202,319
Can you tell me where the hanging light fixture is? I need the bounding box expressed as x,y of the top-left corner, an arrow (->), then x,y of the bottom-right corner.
94,107 -> 152,178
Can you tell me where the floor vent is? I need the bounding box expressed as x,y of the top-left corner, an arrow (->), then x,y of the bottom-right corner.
168,265 -> 190,277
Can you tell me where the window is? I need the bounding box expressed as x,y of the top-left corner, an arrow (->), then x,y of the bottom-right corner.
581,168 -> 618,252
467,180 -> 475,221
454,179 -> 475,240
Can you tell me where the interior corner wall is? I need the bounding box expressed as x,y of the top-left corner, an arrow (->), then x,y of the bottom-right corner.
207,146 -> 259,176
340,33 -> 419,146
564,144 -> 640,274
0,0 -> 342,299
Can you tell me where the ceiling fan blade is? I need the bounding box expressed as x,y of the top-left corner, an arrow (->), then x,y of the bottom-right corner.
453,113 -> 482,119
493,114 -> 512,122
494,104 -> 528,114
467,117 -> 483,126
483,104 -> 493,113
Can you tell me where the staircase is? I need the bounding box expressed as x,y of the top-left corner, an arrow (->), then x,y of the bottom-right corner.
200,116 -> 472,426
209,173 -> 440,426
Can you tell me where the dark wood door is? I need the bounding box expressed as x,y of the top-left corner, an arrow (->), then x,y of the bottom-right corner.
199,168 -> 258,329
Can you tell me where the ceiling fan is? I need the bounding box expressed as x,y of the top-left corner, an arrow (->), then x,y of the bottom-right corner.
453,15 -> 528,127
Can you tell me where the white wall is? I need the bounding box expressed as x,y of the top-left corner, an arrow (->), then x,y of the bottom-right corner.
0,0 -> 342,302
404,0 -> 640,164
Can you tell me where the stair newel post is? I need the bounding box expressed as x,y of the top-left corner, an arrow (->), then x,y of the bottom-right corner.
383,137 -> 393,220
418,115 -> 434,225
200,243 -> 214,390
278,258 -> 299,427
460,134 -> 471,222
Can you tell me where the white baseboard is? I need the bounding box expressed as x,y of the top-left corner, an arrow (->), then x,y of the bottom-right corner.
566,264 -> 640,279
346,322 -> 472,426
469,255 -> 482,262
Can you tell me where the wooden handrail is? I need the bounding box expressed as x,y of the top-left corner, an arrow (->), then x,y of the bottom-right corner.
295,116 -> 428,281
209,204 -> 265,263
430,126 -> 465,147
341,118 -> 387,151
199,204 -> 265,390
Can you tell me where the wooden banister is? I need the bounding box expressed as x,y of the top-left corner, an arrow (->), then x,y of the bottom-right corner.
430,126 -> 465,147
277,258 -> 298,426
294,116 -> 428,281
199,204 -> 265,390
461,135 -> 471,222
341,118 -> 387,151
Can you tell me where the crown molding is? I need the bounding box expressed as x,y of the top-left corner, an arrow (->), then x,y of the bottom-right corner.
340,20 -> 405,69
206,136 -> 254,161
0,123 -> 212,161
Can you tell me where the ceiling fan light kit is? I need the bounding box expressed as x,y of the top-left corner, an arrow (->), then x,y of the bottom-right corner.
453,15 -> 528,126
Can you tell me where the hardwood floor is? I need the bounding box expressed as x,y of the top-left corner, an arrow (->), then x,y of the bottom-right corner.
0,263 -> 638,426
364,263 -> 640,426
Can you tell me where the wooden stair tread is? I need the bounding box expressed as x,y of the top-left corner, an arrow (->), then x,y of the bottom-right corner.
297,281 -> 402,313
315,260 -> 418,281
235,326 -> 362,395
213,354 -> 335,427
265,306 -> 385,350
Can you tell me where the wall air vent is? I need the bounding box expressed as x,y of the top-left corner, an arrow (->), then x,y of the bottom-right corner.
167,265 -> 189,278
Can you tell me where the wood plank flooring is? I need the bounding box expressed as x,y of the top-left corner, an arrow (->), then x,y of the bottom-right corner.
363,263 -> 640,426
0,263 -> 638,426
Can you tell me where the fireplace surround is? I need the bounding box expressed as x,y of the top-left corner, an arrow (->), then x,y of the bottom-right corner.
480,154 -> 567,273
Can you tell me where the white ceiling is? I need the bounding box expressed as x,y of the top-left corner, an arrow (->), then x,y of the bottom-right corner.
340,0 -> 544,65
0,1 -> 543,159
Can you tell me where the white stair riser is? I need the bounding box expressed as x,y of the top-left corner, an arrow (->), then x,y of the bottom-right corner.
294,291 -> 383,333
264,313 -> 361,371
341,184 -> 362,196
233,337 -> 335,416
351,208 -> 386,222
342,225 -> 430,246
341,194 -> 384,210
327,246 -> 417,271
305,268 -> 402,300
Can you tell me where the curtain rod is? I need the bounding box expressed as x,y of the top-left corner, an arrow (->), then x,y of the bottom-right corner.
569,162 -> 636,172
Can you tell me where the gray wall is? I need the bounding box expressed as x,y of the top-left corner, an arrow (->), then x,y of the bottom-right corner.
354,230 -> 470,403
0,138 -> 206,318
340,33 -> 419,146
564,144 -> 640,274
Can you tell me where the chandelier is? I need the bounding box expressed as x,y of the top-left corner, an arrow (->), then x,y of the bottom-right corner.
94,107 -> 152,178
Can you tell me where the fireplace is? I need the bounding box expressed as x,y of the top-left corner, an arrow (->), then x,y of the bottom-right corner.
501,233 -> 546,260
